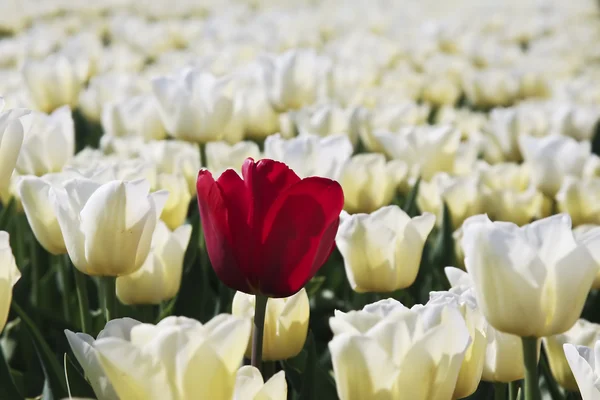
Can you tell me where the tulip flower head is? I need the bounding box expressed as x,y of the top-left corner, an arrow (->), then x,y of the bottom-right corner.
196,157 -> 344,297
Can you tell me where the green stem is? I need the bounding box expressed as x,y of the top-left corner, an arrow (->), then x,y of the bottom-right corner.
56,255 -> 71,322
100,277 -> 117,322
71,258 -> 91,333
495,383 -> 507,400
522,337 -> 541,400
262,361 -> 275,382
509,381 -> 520,400
27,228 -> 39,308
541,347 -> 564,400
199,142 -> 207,169
251,295 -> 269,372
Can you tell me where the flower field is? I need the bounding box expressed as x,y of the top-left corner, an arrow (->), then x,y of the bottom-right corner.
1,0 -> 600,399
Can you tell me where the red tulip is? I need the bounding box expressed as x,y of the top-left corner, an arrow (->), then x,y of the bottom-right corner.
196,157 -> 344,298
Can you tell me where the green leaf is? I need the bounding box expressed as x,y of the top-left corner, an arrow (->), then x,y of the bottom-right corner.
0,196 -> 15,230
0,345 -> 22,400
299,332 -> 317,400
402,177 -> 421,217
428,202 -> 454,289
11,300 -> 68,399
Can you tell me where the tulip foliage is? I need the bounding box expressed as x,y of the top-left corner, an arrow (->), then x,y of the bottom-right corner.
2,0 -> 600,400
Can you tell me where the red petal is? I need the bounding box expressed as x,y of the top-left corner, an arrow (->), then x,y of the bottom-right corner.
259,177 -> 344,297
196,169 -> 251,293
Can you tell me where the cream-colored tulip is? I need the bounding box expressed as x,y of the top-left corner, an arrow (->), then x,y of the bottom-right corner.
22,54 -> 84,113
417,172 -> 485,229
205,141 -> 261,177
264,133 -> 353,180
152,68 -> 236,143
52,178 -> 168,276
18,173 -> 76,255
556,177 -> 600,227
374,125 -> 461,181
79,73 -> 147,123
65,317 -> 142,400
421,76 -> 462,106
233,366 -> 287,400
445,267 -> 531,383
519,134 -> 590,197
156,173 -> 191,230
0,101 -> 28,201
92,315 -> 250,400
428,287 -> 487,399
478,162 -> 551,226
0,232 -> 20,333
294,102 -> 368,147
141,140 -> 201,195
329,299 -> 470,400
462,69 -> 520,109
102,95 -> 167,141
544,319 -> 600,391
462,214 -> 600,337
335,206 -> 435,292
116,221 -> 191,305
261,49 -> 330,111
232,289 -> 309,361
16,106 -> 74,176
339,153 -> 407,214
573,225 -> 600,290
564,340 -> 600,400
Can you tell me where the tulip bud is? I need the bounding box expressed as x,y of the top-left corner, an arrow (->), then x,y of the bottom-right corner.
16,106 -> 74,176
336,206 -> 435,292
156,173 -> 192,230
421,76 -> 461,106
116,221 -> 191,305
263,133 -> 353,180
329,299 -> 470,400
232,289 -> 309,361
234,366 -> 287,400
152,68 -> 234,143
462,214 -> 600,337
462,69 -> 520,108
52,178 -> 168,276
205,141 -> 261,178
564,340 -> 600,398
65,318 -> 142,400
0,232 -> 20,333
544,319 -> 600,392
22,54 -> 84,113
339,153 -> 407,214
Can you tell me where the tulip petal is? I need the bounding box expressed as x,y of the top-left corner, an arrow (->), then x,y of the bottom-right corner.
261,177 -> 343,296
197,169 -> 250,292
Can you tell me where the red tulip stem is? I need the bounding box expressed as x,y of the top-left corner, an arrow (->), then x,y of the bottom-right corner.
251,294 -> 269,373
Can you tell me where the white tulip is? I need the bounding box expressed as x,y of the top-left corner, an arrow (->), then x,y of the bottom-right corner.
205,141 -> 261,178
564,341 -> 600,400
264,133 -> 352,180
519,134 -> 590,197
102,95 -> 167,141
65,318 -> 142,400
339,153 -> 407,214
152,68 -> 236,143
0,232 -> 20,333
336,206 -> 435,292
93,315 -> 250,400
462,214 -> 600,337
329,299 -> 470,400
16,106 -> 74,176
22,54 -> 84,113
116,221 -> 192,305
556,177 -> 600,227
0,100 -> 28,200
52,178 -> 168,276
234,366 -> 287,400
